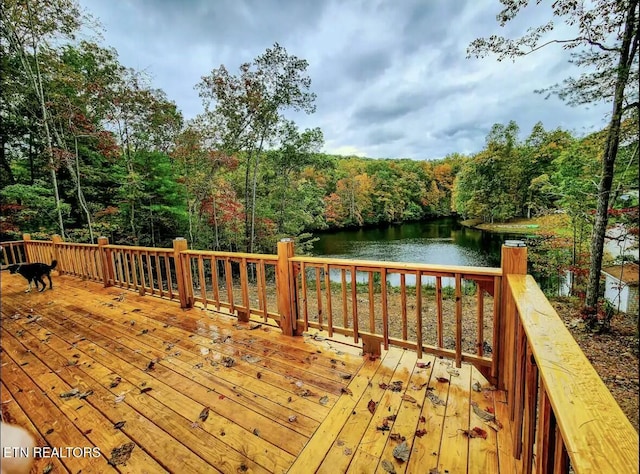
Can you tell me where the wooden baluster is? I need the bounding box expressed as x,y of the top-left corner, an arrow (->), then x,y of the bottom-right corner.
341,269 -> 348,329
301,262 -> 309,330
477,281 -> 484,357
351,265 -> 359,343
400,273 -> 407,341
368,271 -> 375,333
324,263 -> 333,337
455,273 -> 463,368
315,266 -> 323,329
436,276 -> 443,348
415,270 -> 423,359
381,268 -> 389,350
198,256 -> 207,308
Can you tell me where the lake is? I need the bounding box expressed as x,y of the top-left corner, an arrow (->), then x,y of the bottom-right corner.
311,217 -> 513,286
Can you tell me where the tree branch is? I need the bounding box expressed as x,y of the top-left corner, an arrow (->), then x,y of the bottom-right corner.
521,37 -> 618,56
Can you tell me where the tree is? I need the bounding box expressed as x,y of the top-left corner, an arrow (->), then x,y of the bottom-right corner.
2,0 -> 87,237
196,43 -> 317,253
468,0 -> 639,312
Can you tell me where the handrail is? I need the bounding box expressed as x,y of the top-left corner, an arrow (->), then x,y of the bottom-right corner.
508,274 -> 639,473
290,255 -> 502,277
291,254 -> 502,378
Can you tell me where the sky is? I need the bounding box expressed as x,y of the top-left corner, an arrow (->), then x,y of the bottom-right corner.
77,0 -> 612,160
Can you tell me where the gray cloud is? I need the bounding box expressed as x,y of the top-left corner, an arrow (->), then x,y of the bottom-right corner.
79,0 -> 610,160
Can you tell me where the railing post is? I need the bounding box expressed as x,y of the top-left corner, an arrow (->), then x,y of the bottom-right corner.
173,238 -> 192,308
51,234 -> 63,272
498,240 -> 527,392
98,236 -> 113,287
22,234 -> 32,263
277,238 -> 298,336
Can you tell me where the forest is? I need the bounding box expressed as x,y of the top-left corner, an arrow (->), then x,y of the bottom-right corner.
1,1 -> 638,300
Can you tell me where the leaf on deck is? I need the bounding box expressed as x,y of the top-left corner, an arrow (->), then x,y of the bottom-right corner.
401,394 -> 417,403
288,415 -> 297,423
436,377 -> 449,383
471,402 -> 495,422
392,441 -> 410,462
59,388 -> 79,399
415,428 -> 427,437
381,460 -> 397,473
113,421 -> 126,430
426,392 -> 446,406
462,427 -> 488,439
145,360 -> 155,371
108,442 -> 135,466
367,400 -> 377,414
42,462 -> 54,474
109,377 -> 122,388
319,396 -> 329,406
416,361 -> 431,369
241,354 -> 261,364
471,381 -> 482,392
341,387 -> 353,396
114,394 -> 126,403
389,433 -> 405,442
198,407 -> 210,422
140,387 -> 152,394
222,357 -> 235,368
78,390 -> 93,400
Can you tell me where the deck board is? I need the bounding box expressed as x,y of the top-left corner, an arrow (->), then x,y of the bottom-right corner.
1,274 -> 519,473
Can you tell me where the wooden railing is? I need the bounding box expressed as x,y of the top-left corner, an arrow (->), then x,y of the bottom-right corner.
290,255 -> 501,374
3,233 -> 638,473
181,249 -> 280,324
504,274 -> 639,473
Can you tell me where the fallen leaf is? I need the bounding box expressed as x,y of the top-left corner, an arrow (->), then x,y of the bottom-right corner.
463,427 -> 488,439
436,377 -> 449,383
114,394 -> 126,403
471,402 -> 495,422
485,406 -> 495,414
392,441 -> 410,462
343,447 -> 352,456
446,367 -> 460,377
471,381 -> 482,392
78,390 -> 93,400
252,428 -> 260,437
340,374 -> 352,380
45,428 -> 54,435
200,347 -> 210,356
390,381 -> 403,392
249,323 -> 262,330
60,388 -> 79,399
401,394 -> 417,403
108,442 -> 135,466
288,415 -> 297,423
113,421 -> 126,430
145,360 -> 155,371
198,407 -> 210,422
427,392 -> 446,406
42,463 -> 54,474
241,354 -> 261,364
415,428 -> 427,437
319,396 -> 329,406
140,387 -> 152,394
389,433 -> 405,442
110,377 -> 122,388
416,361 -> 431,369
367,400 -> 377,415
379,382 -> 389,390
341,387 -> 353,396
419,416 -> 426,423
222,357 -> 235,367
381,460 -> 397,473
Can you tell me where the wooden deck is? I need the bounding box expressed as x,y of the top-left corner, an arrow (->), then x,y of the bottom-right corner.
0,274 -> 521,474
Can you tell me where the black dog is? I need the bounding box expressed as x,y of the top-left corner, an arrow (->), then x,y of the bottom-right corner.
7,260 -> 58,292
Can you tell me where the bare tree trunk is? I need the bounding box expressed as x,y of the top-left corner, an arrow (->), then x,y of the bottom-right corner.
585,0 -> 637,310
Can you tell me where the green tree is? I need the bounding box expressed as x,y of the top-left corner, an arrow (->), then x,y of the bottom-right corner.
468,0 -> 639,312
196,43 -> 317,253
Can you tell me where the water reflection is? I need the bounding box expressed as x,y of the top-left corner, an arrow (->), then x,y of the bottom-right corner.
311,218 -> 512,286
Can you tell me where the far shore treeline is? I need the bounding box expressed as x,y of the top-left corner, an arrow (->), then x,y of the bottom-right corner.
2,0 -> 638,304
